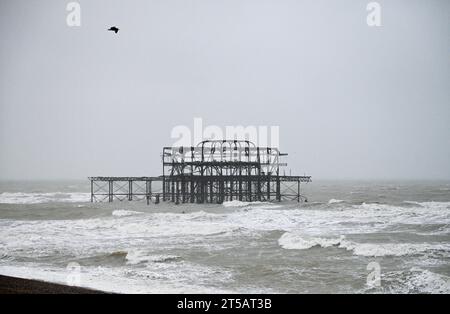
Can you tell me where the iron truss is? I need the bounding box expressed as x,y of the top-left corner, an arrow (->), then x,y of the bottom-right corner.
89,140 -> 311,204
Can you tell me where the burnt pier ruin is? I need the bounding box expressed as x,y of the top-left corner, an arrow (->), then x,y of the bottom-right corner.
89,140 -> 311,204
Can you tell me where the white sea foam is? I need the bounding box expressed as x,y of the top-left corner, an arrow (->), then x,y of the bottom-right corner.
328,199 -> 344,204
112,210 -> 144,217
222,200 -> 249,207
125,249 -> 152,265
278,232 -> 344,250
222,200 -> 283,209
278,231 -> 450,257
125,249 -> 180,265
381,268 -> 450,294
0,211 -> 238,260
1,198 -> 449,293
0,192 -> 90,204
339,242 -> 450,257
223,200 -> 269,207
402,268 -> 450,294
2,200 -> 448,260
403,201 -> 450,210
0,263 -> 236,293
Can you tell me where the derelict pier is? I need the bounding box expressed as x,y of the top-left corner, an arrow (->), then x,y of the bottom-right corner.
89,140 -> 311,204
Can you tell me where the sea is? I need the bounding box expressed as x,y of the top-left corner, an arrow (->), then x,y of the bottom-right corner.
0,180 -> 449,293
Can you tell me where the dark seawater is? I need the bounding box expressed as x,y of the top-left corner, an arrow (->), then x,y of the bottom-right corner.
0,180 -> 449,293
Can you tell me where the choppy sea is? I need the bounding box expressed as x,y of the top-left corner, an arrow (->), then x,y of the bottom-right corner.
0,180 -> 449,293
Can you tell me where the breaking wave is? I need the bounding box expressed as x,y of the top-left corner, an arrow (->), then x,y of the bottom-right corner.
0,192 -> 90,204
1,195 -> 449,293
1,200 -> 449,258
381,268 -> 450,294
0,262 -> 235,294
278,232 -> 450,257
278,233 -> 344,250
328,199 -> 344,204
112,210 -> 144,217
222,200 -> 272,208
125,249 -> 181,265
342,242 -> 450,257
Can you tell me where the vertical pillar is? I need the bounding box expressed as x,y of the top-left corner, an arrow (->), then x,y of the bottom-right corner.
90,179 -> 94,203
147,180 -> 152,205
230,179 -> 233,201
162,177 -> 166,201
128,180 -> 133,201
257,175 -> 261,201
248,178 -> 252,202
276,176 -> 281,202
238,167 -> 243,201
202,178 -> 206,204
108,180 -> 113,202
181,177 -> 186,203
190,180 -> 195,203
219,179 -> 224,204
146,180 -> 150,205
149,180 -> 152,201
204,177 -> 209,203
175,180 -> 180,205
209,179 -> 214,203
200,163 -> 204,203
171,180 -> 175,202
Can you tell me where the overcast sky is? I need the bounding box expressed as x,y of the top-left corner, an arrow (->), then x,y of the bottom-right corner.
0,0 -> 449,180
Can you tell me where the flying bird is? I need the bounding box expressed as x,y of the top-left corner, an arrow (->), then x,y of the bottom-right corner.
108,26 -> 119,33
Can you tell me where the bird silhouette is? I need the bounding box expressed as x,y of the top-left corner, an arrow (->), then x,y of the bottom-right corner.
107,26 -> 119,33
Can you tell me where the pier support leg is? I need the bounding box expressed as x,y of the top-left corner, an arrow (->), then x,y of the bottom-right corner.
218,179 -> 224,204
238,172 -> 242,201
149,180 -> 152,203
108,180 -> 113,202
162,177 -> 166,201
209,180 -> 214,203
171,180 -> 175,202
257,177 -> 261,201
128,180 -> 132,201
230,180 -> 233,201
190,180 -> 195,203
248,178 -> 252,202
182,178 -> 186,203
176,180 -> 180,205
276,177 -> 281,202
90,179 -> 93,203
146,180 -> 152,205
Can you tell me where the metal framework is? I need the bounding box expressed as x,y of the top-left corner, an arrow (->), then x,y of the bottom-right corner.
89,140 -> 311,204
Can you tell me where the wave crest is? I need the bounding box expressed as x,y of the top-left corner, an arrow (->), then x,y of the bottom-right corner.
278,232 -> 450,257
278,232 -> 345,250
328,199 -> 344,204
112,210 -> 144,217
0,192 -> 90,204
125,249 -> 181,265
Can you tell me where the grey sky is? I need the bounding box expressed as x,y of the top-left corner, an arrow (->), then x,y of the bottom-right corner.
0,0 -> 449,180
